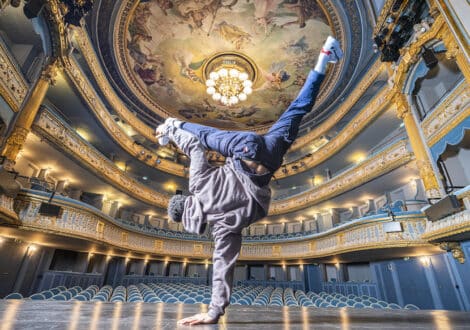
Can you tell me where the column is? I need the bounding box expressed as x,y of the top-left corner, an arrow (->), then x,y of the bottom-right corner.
13,244 -> 39,293
434,2 -> 470,82
1,61 -> 57,170
441,31 -> 470,83
395,93 -> 444,199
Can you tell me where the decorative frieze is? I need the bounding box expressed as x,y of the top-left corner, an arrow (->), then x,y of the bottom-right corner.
13,191 -> 441,260
422,81 -> 470,146
0,194 -> 17,221
422,210 -> 470,242
0,40 -> 28,111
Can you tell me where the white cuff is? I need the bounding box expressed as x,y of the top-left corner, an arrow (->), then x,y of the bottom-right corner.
165,117 -> 183,128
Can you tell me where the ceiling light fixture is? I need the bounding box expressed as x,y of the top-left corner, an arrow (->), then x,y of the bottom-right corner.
203,52 -> 257,107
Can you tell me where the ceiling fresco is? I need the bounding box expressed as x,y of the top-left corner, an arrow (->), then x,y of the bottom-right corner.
125,0 -> 335,130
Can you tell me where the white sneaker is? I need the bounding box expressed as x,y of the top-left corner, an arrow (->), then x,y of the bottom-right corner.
321,36 -> 343,63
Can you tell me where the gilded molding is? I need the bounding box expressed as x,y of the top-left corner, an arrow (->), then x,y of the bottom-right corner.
241,216 -> 431,260
422,210 -> 470,242
61,55 -> 185,177
434,0 -> 470,61
0,39 -> 28,112
373,0 -> 405,35
388,15 -> 446,93
269,140 -> 413,215
33,110 -> 170,208
422,81 -> 470,146
70,27 -> 157,143
43,0 -> 69,59
14,191 -> 433,260
0,194 -> 18,221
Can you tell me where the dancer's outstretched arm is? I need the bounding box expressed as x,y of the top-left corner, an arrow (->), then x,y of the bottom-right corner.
178,224 -> 242,325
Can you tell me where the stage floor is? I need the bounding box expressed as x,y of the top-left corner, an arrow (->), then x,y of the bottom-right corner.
1,300 -> 469,329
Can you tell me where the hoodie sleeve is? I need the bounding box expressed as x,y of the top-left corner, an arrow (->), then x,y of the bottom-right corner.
207,223 -> 242,321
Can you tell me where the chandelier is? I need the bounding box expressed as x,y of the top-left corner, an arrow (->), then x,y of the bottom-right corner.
203,52 -> 257,107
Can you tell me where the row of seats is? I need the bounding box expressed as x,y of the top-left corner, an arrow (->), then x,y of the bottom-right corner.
3,283 -> 419,310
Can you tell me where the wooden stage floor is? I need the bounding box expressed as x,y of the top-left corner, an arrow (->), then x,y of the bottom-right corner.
1,300 -> 469,329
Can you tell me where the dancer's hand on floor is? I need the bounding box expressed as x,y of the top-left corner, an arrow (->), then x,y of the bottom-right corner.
177,313 -> 218,325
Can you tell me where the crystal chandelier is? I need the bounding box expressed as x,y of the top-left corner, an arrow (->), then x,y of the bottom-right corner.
205,68 -> 253,106
203,52 -> 257,107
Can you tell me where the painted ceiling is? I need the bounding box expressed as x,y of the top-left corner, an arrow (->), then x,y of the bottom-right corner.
121,0 -> 338,130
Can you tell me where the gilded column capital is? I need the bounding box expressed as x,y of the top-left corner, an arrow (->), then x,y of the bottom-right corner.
393,93 -> 410,120
40,60 -> 59,85
1,126 -> 29,163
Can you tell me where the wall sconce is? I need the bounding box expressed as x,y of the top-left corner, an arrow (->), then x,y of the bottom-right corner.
28,244 -> 38,254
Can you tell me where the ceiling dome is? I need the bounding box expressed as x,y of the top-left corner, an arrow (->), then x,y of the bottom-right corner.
94,0 -> 361,132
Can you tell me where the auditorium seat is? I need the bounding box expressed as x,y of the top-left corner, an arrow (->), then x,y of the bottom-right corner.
3,282 -> 408,310
4,293 -> 23,299
404,304 -> 420,310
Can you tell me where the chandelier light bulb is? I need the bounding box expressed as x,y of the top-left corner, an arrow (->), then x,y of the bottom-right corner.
243,86 -> 252,95
218,68 -> 228,77
238,93 -> 247,101
209,72 -> 219,80
229,96 -> 239,104
206,79 -> 215,87
220,95 -> 228,104
229,68 -> 239,78
243,80 -> 252,88
212,93 -> 221,101
206,86 -> 216,95
239,72 -> 249,81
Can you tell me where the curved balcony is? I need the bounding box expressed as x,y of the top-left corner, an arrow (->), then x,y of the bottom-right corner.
32,108 -> 414,215
0,37 -> 28,112
1,189 -> 453,261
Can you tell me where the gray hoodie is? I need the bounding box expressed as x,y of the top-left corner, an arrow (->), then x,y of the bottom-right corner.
165,125 -> 271,319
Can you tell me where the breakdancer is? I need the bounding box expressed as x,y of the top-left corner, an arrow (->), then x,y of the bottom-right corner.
156,36 -> 343,325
